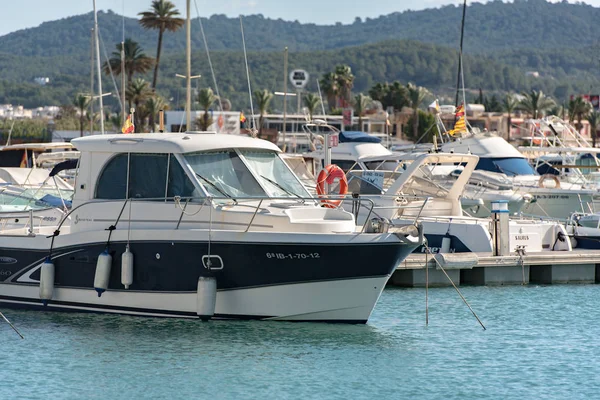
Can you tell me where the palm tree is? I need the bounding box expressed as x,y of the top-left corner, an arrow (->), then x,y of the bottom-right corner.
353,93 -> 370,130
319,72 -> 339,111
142,96 -> 169,132
335,65 -> 354,108
197,88 -> 218,131
502,94 -> 518,141
406,83 -> 428,139
568,96 -> 593,132
588,111 -> 600,147
304,93 -> 321,121
73,94 -> 90,137
368,83 -> 388,105
138,0 -> 184,91
518,90 -> 555,119
254,89 -> 273,138
103,38 -> 154,86
126,78 -> 152,132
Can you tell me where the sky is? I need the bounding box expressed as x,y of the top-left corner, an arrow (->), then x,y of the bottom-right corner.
2,0 -> 600,36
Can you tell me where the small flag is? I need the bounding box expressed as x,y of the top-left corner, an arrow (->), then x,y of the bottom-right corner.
240,112 -> 247,123
428,100 -> 441,113
455,104 -> 465,118
448,115 -> 467,136
121,115 -> 134,134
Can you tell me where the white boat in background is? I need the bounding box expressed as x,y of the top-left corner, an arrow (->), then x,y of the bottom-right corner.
342,152 -> 571,254
440,132 -> 600,219
0,132 -> 422,322
294,129 -> 527,217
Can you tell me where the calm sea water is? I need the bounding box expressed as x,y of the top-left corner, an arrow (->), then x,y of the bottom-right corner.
2,285 -> 600,399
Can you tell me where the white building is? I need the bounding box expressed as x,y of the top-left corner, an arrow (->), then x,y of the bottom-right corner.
164,110 -> 241,134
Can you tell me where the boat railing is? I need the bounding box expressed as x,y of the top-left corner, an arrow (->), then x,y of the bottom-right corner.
54,194 -> 427,236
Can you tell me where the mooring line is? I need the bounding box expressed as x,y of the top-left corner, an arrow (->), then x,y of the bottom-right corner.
424,244 -> 486,330
0,310 -> 24,339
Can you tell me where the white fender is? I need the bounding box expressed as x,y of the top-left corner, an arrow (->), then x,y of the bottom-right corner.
121,245 -> 134,289
39,258 -> 55,305
94,249 -> 112,297
196,276 -> 217,321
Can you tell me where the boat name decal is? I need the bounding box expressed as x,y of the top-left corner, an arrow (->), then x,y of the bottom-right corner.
266,252 -> 321,260
0,257 -> 17,264
420,247 -> 456,254
74,215 -> 94,225
514,235 -> 529,241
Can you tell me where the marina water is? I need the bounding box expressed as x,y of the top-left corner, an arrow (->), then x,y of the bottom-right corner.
2,285 -> 600,399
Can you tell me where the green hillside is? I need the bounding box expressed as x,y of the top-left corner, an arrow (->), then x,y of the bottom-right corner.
2,39 -> 598,110
1,0 -> 599,57
1,0 -> 600,110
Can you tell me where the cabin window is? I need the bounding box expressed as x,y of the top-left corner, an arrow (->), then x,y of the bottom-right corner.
167,155 -> 195,198
96,153 -> 196,200
95,154 -> 128,199
331,159 -> 358,172
128,154 -> 169,199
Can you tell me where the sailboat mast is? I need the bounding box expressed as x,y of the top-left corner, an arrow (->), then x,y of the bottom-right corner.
454,0 -> 467,115
283,47 -> 288,152
90,28 -> 94,135
186,0 -> 192,131
93,0 -> 105,134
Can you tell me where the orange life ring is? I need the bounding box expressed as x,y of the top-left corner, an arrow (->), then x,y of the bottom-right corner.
316,164 -> 348,208
538,174 -> 560,189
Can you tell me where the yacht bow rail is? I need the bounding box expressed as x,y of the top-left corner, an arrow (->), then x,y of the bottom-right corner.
46,194 -> 427,238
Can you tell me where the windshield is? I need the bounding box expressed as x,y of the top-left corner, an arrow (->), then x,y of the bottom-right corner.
184,149 -> 310,199
364,160 -> 400,171
476,157 -> 536,176
240,150 -> 310,198
184,151 -> 265,198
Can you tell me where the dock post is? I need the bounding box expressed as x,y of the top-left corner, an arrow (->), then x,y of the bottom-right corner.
491,200 -> 510,256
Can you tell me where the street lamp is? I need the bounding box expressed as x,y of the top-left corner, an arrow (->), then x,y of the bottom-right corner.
176,73 -> 201,130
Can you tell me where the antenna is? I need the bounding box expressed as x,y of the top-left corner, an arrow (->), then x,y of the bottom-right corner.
240,16 -> 257,133
92,0 -> 105,134
185,0 -> 192,131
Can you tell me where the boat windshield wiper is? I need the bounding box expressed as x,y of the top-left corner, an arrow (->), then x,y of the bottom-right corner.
260,175 -> 303,200
195,173 -> 233,200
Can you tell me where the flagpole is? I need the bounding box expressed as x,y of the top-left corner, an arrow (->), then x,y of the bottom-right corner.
454,0 -> 467,123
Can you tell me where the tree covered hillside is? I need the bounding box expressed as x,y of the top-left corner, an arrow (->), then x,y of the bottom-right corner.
1,0 -> 599,58
2,39 -> 598,109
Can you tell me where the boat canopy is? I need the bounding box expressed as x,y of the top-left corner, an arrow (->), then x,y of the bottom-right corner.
339,131 -> 381,144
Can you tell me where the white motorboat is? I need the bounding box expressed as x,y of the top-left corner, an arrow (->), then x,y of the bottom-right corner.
299,130 -> 527,217
343,152 -> 571,254
0,132 -> 421,323
441,132 -> 600,219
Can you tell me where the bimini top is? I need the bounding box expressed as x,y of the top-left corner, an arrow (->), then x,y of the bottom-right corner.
0,142 -> 74,151
339,131 -> 381,144
72,133 -> 281,154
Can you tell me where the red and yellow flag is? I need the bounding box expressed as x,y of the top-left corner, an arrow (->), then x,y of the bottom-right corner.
455,104 -> 465,118
448,115 -> 467,136
121,115 -> 134,134
239,112 -> 247,123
